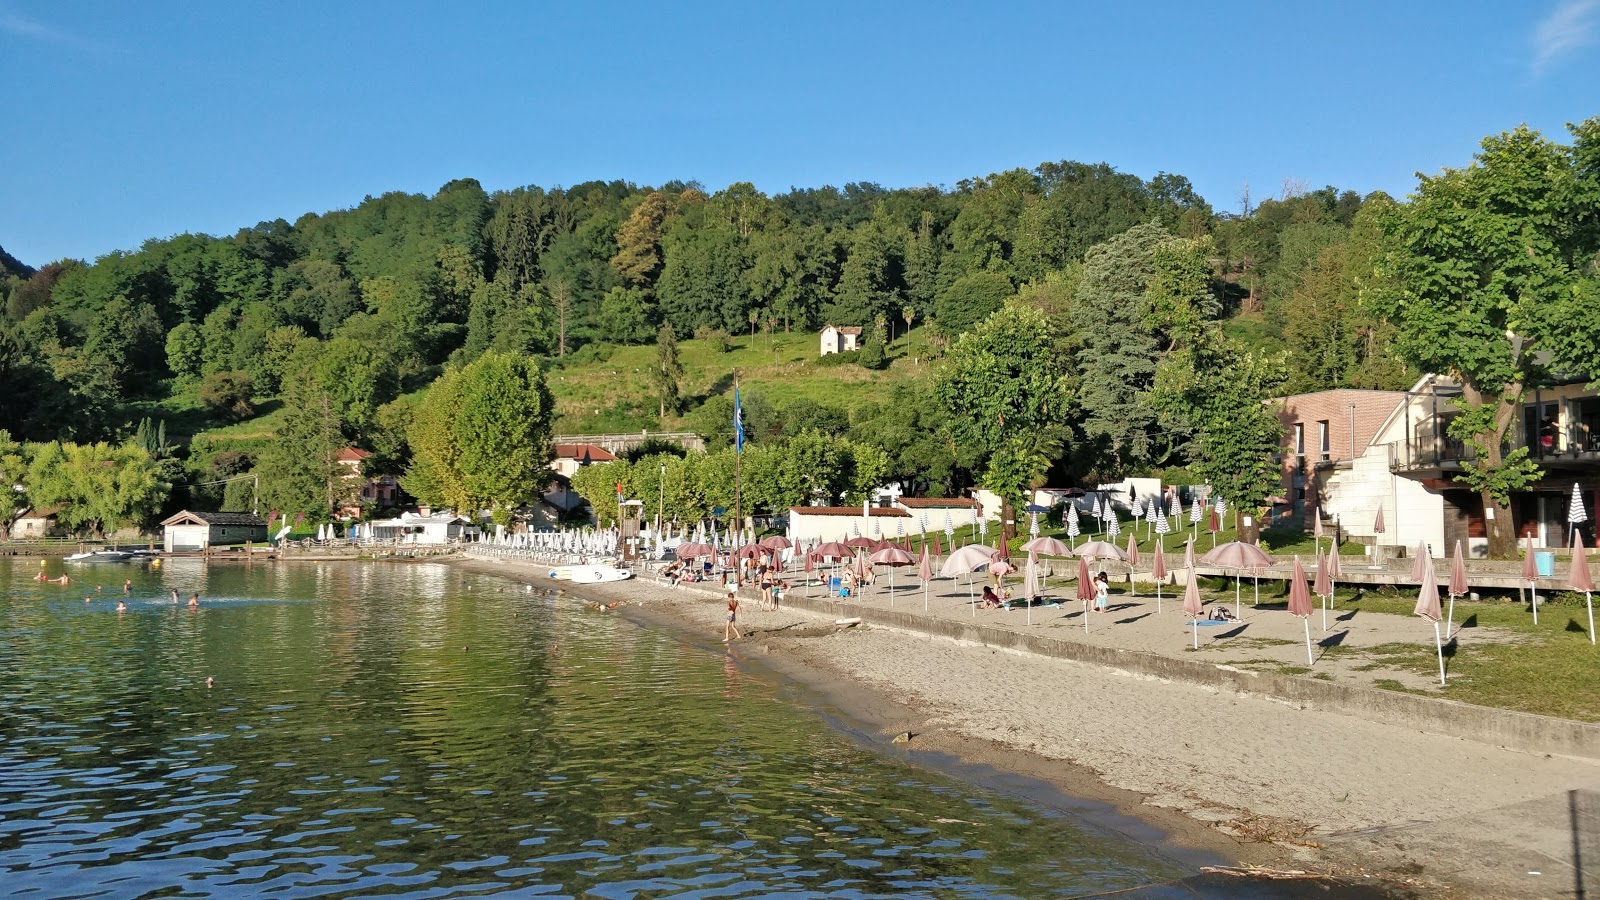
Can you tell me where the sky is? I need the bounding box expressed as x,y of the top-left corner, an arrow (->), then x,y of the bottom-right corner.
2,0 -> 1598,267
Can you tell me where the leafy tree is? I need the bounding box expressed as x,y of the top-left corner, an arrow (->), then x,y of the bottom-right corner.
0,430 -> 26,533
857,322 -> 887,370
934,301 -> 1076,541
1378,120 -> 1600,556
933,271 -> 1014,338
407,352 -> 555,522
255,374 -> 349,518
165,322 -> 204,379
599,286 -> 657,343
26,441 -> 169,537
199,371 -> 255,422
652,324 -> 685,418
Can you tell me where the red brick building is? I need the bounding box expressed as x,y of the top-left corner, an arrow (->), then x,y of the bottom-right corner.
1273,389 -> 1406,528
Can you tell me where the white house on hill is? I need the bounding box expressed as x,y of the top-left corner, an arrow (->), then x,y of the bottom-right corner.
820,325 -> 862,356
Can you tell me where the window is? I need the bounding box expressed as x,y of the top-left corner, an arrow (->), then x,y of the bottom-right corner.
1318,421 -> 1330,460
1293,423 -> 1305,457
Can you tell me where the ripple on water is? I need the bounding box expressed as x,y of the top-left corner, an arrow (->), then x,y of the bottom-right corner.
1,559 -> 1199,898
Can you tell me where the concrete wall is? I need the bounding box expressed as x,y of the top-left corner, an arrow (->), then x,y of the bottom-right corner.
790,511 -> 910,544
551,432 -> 707,455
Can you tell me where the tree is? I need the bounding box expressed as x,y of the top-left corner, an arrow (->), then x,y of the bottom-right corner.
26,441 -> 169,537
652,324 -> 685,418
0,430 -> 26,534
1378,120 -> 1600,556
199,371 -> 255,422
165,322 -> 204,378
599,286 -> 656,344
934,301 -> 1076,542
256,376 -> 349,518
549,276 -> 573,357
857,322 -> 887,370
407,352 -> 555,522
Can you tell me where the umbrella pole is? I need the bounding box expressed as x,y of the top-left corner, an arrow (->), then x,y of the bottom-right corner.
968,574 -> 975,618
923,579 -> 929,612
890,570 -> 896,606
1234,574 -> 1241,618
1303,618 -> 1313,667
1322,595 -> 1328,632
1446,593 -> 1455,639
1083,598 -> 1089,634
1433,621 -> 1446,686
1253,573 -> 1259,607
1531,580 -> 1539,624
1192,615 -> 1197,649
1156,583 -> 1162,614
1588,591 -> 1595,645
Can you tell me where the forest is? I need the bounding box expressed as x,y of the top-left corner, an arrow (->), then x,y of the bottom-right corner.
1,115 -> 1595,540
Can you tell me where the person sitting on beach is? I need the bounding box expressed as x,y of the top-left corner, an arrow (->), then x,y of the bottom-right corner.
981,585 -> 1003,609
1211,605 -> 1237,622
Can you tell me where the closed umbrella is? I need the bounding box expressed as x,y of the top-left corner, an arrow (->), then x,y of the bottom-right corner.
803,547 -> 816,597
1029,512 -> 1040,538
1312,508 -> 1325,557
1022,552 -> 1040,625
917,544 -> 933,611
1125,532 -> 1140,570
1189,493 -> 1203,541
1184,536 -> 1197,571
1569,482 -> 1588,548
1569,535 -> 1595,645
1447,540 -> 1469,638
1372,505 -> 1386,568
1313,549 -> 1333,631
1287,556 -> 1315,666
1413,556 -> 1446,685
1522,535 -> 1540,624
1328,543 -> 1342,602
1183,566 -> 1204,649
1409,540 -> 1431,583
1065,503 -> 1081,548
1075,556 -> 1095,633
1151,541 -> 1168,613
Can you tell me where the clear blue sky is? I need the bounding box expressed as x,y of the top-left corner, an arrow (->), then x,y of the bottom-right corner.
3,0 -> 1597,266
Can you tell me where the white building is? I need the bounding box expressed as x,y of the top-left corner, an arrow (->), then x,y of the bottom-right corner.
161,510 -> 269,552
369,512 -> 480,545
551,443 -> 619,479
788,506 -> 910,544
819,325 -> 862,356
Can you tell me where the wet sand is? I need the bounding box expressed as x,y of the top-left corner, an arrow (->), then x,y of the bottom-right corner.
452,555 -> 1600,898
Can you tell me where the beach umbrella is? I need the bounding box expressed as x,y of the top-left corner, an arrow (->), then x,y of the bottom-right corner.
1374,505 -> 1385,535
675,541 -> 715,559
1522,535 -> 1540,624
1569,535 -> 1595,644
1287,556 -> 1316,666
942,543 -> 1000,616
1569,482 -> 1588,548
1183,566 -> 1204,649
1154,507 -> 1172,540
1189,493 -> 1203,541
1151,541 -> 1168,612
845,536 -> 876,549
1125,532 -> 1140,570
1201,540 -> 1274,617
1065,503 -> 1080,548
1022,552 -> 1040,625
1168,494 -> 1181,521
1184,536 -> 1197,571
932,534 -> 944,559
1091,495 -> 1103,522
871,545 -> 913,603
803,547 -> 815,597
1029,512 -> 1039,538
1106,514 -> 1121,540
977,511 -> 989,546
1413,555 -> 1446,685
1076,556 -> 1095,633
1409,540 -> 1431,583
1021,536 -> 1070,597
1446,540 -> 1468,638
1313,549 -> 1333,631
1312,509 -> 1325,557
1074,540 -> 1127,562
917,544 -> 933,611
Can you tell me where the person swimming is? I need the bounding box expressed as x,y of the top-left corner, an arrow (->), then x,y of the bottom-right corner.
188,593 -> 199,608
115,601 -> 127,612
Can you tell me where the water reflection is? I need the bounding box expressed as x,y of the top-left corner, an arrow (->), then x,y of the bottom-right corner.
3,558 -> 1194,897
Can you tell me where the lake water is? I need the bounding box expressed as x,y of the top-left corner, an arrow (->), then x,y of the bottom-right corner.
0,558 -> 1377,898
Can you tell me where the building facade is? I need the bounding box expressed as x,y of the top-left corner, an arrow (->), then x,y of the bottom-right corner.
161,511 -> 269,552
819,325 -> 862,356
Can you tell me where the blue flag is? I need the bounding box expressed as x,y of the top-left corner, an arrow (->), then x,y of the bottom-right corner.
733,387 -> 745,453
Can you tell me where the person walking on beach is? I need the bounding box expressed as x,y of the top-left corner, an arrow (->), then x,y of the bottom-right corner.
724,587 -> 743,643
1093,571 -> 1110,612
758,565 -> 774,610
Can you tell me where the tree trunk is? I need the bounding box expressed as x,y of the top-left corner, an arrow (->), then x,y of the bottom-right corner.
1461,381 -> 1524,558
1000,498 -> 1016,557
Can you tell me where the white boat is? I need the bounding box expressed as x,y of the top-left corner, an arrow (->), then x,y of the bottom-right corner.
92,550 -> 133,560
63,552 -> 95,562
548,564 -> 633,584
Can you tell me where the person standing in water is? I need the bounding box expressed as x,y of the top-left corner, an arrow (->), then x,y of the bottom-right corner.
188,593 -> 199,608
124,579 -> 132,594
723,587 -> 743,643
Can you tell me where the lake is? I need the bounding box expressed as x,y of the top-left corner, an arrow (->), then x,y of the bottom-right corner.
1,557 -> 1363,898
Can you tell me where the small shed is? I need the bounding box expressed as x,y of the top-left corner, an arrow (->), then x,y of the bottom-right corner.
162,510 -> 269,552
820,325 -> 862,356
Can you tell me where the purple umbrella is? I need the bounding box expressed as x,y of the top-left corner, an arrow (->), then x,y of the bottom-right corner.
1570,535 -> 1594,645
1413,555 -> 1446,685
1151,541 -> 1168,613
1183,566 -> 1204,649
1287,556 -> 1315,666
1446,540 -> 1468,638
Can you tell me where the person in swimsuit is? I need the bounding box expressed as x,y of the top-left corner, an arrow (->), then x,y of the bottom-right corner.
724,587 -> 742,643
1094,572 -> 1110,611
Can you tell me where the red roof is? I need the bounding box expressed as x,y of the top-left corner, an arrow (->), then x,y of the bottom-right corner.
553,443 -> 618,462
336,447 -> 372,462
789,506 -> 910,517
897,497 -> 978,509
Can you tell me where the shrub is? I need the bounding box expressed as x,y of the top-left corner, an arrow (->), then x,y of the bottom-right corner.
199,371 -> 255,422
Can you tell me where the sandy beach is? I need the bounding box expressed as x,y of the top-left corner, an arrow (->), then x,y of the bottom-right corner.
454,554 -> 1600,898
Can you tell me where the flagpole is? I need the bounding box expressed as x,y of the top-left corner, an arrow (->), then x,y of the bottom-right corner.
733,373 -> 742,584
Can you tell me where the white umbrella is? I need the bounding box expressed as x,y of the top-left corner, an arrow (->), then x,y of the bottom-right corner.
1189,492 -> 1203,540
1029,512 -> 1039,537
941,544 -> 1000,617
1570,482 -> 1588,548
1065,503 -> 1080,548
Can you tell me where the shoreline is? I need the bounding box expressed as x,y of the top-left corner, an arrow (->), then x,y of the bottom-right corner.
451,555 -> 1476,896
448,554 -> 1600,898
